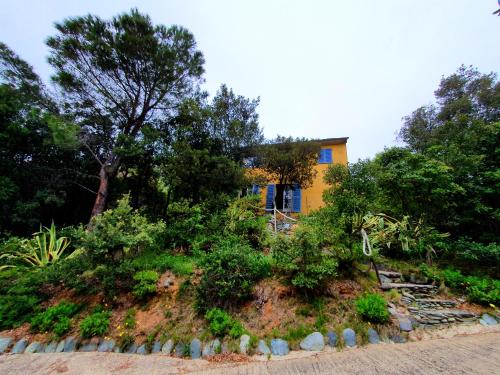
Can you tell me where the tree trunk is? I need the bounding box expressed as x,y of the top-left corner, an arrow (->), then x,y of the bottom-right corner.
90,153 -> 120,219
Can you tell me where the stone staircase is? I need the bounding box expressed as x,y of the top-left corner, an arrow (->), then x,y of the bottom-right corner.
379,270 -> 479,330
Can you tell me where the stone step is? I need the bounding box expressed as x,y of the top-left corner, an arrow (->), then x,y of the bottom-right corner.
380,283 -> 437,292
379,270 -> 402,278
408,307 -> 478,327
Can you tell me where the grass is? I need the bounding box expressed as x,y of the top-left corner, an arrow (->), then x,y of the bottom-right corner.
130,251 -> 195,276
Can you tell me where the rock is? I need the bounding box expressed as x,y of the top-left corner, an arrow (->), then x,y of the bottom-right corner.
299,332 -> 325,351
161,339 -> 174,354
0,337 -> 12,354
379,274 -> 392,284
367,328 -> 380,344
390,335 -> 407,344
270,339 -> 289,356
342,328 -> 356,347
257,340 -> 270,355
175,343 -> 186,357
398,317 -> 413,332
479,319 -> 488,326
25,342 -> 43,353
221,342 -> 229,354
113,347 -> 122,353
190,338 -> 202,359
126,343 -> 137,354
55,340 -> 65,353
44,341 -> 58,353
162,278 -> 174,288
151,341 -> 162,354
239,334 -> 250,354
202,339 -> 221,357
64,336 -> 77,352
97,340 -> 115,352
79,343 -> 98,352
481,314 -> 498,325
11,339 -> 28,354
136,344 -> 148,355
326,331 -> 337,347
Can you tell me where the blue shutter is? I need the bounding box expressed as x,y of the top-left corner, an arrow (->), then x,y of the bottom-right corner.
265,184 -> 275,210
319,148 -> 332,163
292,184 -> 301,212
324,148 -> 332,163
252,184 -> 260,194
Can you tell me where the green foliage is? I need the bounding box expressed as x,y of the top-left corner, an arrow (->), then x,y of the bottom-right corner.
80,195 -> 165,264
225,195 -> 268,248
123,308 -> 136,329
3,222 -> 71,268
196,236 -> 270,311
79,308 -> 111,338
30,301 -> 79,336
0,294 -> 39,329
453,239 -> 500,267
126,252 -> 194,276
162,200 -> 204,249
204,308 -> 246,338
132,270 -> 159,299
355,293 -> 389,323
272,227 -> 338,292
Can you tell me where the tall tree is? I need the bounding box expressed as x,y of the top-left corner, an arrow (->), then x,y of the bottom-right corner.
47,9 -> 205,218
255,136 -> 320,208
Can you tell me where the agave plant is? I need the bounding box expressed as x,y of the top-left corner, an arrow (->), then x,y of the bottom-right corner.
4,222 -> 70,268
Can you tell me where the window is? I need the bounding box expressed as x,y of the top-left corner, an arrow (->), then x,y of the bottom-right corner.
318,148 -> 333,164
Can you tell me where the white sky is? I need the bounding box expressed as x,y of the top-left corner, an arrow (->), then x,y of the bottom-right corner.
0,1 -> 499,161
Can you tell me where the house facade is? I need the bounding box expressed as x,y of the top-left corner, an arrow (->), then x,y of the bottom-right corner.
254,137 -> 348,215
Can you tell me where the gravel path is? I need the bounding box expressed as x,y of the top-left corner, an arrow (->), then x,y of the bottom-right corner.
0,332 -> 499,375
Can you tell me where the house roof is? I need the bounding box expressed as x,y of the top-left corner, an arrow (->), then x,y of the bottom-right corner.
317,137 -> 349,145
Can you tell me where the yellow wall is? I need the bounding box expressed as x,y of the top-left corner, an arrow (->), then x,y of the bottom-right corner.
256,141 -> 348,215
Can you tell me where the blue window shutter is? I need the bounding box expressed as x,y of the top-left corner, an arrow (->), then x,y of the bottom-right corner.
252,184 -> 260,194
318,149 -> 325,163
292,184 -> 301,212
324,148 -> 332,163
265,184 -> 275,210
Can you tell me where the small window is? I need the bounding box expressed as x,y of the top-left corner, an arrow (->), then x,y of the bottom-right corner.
318,148 -> 333,163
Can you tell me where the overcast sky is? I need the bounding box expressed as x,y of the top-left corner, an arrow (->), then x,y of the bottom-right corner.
0,1 -> 499,161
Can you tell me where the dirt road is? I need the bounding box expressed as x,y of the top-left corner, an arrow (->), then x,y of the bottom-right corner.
1,332 -> 499,375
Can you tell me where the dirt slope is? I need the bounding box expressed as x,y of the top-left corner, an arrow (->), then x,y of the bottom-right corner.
0,331 -> 499,375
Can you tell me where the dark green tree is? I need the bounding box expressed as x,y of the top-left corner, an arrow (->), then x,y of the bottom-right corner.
47,9 -> 205,218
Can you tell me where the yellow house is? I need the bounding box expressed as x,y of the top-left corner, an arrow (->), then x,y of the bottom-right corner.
251,137 -> 348,215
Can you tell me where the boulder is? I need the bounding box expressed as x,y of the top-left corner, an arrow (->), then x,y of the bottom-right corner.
79,343 -> 98,352
299,332 -> 325,351
63,336 -> 77,352
270,339 -> 289,356
97,340 -> 115,352
481,314 -> 498,325
55,340 -> 65,353
367,328 -> 380,344
126,343 -> 137,354
44,341 -> 58,353
342,328 -> 356,347
239,334 -> 250,354
379,274 -> 392,284
390,335 -> 407,344
326,331 -> 337,347
25,342 -> 43,353
11,339 -> 28,354
398,317 -> 413,332
0,337 -> 12,354
190,339 -> 202,359
175,343 -> 185,357
161,339 -> 174,354
202,339 -> 221,357
136,344 -> 148,355
257,340 -> 270,355
151,341 -> 162,354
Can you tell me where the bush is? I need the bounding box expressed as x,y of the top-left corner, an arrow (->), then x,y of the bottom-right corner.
196,236 -> 270,311
80,308 -> 111,338
205,308 -> 246,338
163,200 -> 204,250
355,293 -> 389,323
272,227 -> 338,292
225,196 -> 268,249
31,301 -> 79,336
79,195 -> 165,265
0,294 -> 39,329
454,239 -> 500,267
132,270 -> 159,299
438,268 -> 499,305
128,252 -> 194,276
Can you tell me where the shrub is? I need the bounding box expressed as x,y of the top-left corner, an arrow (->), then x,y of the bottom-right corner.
0,294 -> 39,329
355,293 -> 389,323
272,227 -> 338,292
132,270 -> 159,299
225,196 -> 268,248
454,239 -> 500,267
163,200 -> 204,249
128,252 -> 194,276
31,301 -> 79,336
196,236 -> 270,311
79,195 -> 165,265
205,308 -> 246,338
80,308 -> 111,338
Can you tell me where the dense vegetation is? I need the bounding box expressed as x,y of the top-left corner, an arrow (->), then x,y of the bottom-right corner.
0,9 -> 498,344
